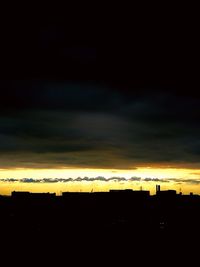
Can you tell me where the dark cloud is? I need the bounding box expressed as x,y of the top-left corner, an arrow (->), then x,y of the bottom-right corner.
0,177 -> 134,183
73,177 -> 127,182
107,177 -> 127,182
129,177 -> 141,181
169,178 -> 200,185
21,178 -> 41,183
144,178 -> 169,183
0,82 -> 200,169
1,177 -> 199,185
0,178 -> 18,182
0,177 -> 130,183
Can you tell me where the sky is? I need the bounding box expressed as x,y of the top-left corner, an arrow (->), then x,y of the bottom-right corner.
0,14 -> 199,195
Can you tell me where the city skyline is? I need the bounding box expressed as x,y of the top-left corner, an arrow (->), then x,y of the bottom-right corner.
0,6 -> 199,266
0,17 -> 199,196
1,167 -> 200,195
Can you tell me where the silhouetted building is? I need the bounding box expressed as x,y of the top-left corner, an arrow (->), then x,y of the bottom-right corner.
12,191 -> 30,198
29,192 -> 56,199
109,189 -> 150,197
11,191 -> 56,198
156,185 -> 161,194
156,189 -> 176,197
109,189 -> 133,193
62,192 -> 90,197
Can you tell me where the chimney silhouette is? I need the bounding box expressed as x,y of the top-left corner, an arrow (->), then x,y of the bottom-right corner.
156,185 -> 160,194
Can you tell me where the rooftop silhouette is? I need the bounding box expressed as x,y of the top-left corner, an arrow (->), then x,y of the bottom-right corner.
0,185 -> 199,265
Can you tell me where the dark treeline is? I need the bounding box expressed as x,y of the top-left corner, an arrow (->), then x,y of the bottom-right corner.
0,189 -> 199,265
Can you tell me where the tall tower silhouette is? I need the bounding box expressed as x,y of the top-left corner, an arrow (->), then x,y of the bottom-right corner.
156,185 -> 160,194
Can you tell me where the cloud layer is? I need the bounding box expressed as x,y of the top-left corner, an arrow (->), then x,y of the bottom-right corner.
1,177 -> 200,185
1,82 -> 200,169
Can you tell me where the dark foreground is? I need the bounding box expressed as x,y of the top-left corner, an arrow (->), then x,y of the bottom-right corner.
0,190 -> 199,265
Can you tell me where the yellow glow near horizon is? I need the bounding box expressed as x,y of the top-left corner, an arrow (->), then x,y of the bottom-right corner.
0,166 -> 196,179
0,167 -> 200,195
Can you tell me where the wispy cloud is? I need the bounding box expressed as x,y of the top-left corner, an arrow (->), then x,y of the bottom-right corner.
0,178 -> 19,182
1,176 -> 200,185
129,177 -> 141,181
20,178 -> 41,183
144,178 -> 169,183
0,176 -> 143,183
168,178 -> 200,185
